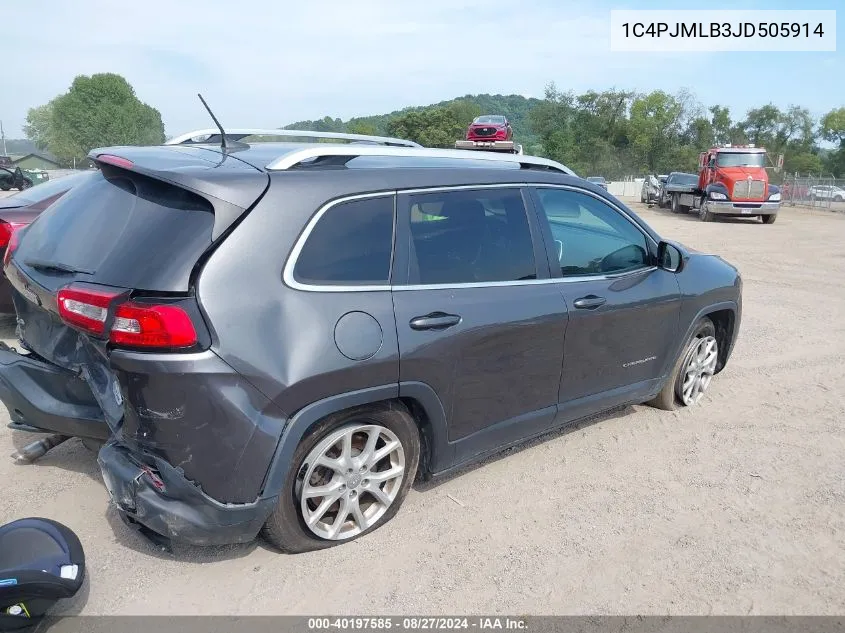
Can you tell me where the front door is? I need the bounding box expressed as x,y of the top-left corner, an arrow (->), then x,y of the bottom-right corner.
530,186 -> 682,410
391,186 -> 569,467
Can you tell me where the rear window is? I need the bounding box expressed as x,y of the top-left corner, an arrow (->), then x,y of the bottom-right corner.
16,171 -> 214,292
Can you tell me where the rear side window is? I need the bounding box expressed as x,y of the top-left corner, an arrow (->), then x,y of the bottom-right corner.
293,196 -> 395,286
406,188 -> 536,285
16,171 -> 214,292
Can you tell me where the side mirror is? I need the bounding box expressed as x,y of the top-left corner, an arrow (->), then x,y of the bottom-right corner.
657,241 -> 683,273
708,157 -> 716,168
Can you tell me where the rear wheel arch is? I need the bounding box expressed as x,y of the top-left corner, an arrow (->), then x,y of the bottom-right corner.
260,383 -> 449,499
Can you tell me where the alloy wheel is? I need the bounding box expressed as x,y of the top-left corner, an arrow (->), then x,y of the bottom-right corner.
678,335 -> 718,406
298,423 -> 405,541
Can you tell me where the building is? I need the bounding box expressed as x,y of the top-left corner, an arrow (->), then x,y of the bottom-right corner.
9,152 -> 63,170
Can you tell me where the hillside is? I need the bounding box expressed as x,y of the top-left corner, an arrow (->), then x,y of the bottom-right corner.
284,94 -> 542,147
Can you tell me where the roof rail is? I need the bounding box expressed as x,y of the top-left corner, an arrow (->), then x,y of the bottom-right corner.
164,128 -> 422,148
265,145 -> 576,175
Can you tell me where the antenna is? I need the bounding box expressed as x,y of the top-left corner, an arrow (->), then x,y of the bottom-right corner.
196,94 -> 247,152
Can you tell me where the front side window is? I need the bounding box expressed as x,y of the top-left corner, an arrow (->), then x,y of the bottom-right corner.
407,188 -> 536,285
293,196 -> 395,285
534,188 -> 650,277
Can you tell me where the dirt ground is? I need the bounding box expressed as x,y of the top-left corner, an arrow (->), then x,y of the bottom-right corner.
0,196 -> 843,616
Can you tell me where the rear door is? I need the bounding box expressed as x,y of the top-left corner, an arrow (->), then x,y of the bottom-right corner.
529,185 -> 681,411
391,185 -> 569,469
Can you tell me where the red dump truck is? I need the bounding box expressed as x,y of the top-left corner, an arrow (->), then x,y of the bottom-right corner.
672,144 -> 781,224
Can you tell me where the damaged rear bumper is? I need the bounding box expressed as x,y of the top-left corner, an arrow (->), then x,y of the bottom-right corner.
98,441 -> 278,546
0,344 -> 109,439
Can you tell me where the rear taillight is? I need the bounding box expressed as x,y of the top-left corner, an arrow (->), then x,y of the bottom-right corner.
1,221 -> 28,267
111,302 -> 197,348
57,287 -> 119,335
56,285 -> 198,349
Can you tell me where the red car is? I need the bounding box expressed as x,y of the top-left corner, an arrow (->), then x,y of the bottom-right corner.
466,115 -> 513,142
0,171 -> 96,313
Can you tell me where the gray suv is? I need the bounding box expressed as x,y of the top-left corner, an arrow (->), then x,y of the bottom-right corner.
0,130 -> 742,553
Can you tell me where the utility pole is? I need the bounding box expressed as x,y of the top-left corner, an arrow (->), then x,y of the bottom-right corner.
0,120 -> 6,156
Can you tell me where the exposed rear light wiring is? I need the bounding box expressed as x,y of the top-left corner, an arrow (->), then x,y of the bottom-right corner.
56,285 -> 199,350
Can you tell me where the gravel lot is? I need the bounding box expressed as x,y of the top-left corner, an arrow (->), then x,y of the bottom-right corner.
0,196 -> 843,616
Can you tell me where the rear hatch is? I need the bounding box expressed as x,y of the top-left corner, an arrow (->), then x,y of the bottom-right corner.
1,145 -> 268,433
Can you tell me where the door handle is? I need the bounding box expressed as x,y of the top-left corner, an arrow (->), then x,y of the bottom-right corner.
409,312 -> 462,331
572,295 -> 606,310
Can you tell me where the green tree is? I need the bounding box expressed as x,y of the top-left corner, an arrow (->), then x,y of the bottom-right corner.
528,83 -> 576,162
23,102 -> 56,152
25,73 -> 164,165
709,105 -> 734,145
385,101 -> 480,148
628,90 -> 685,174
820,107 -> 845,176
347,120 -> 378,136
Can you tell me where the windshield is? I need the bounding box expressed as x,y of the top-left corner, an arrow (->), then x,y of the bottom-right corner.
673,173 -> 698,185
474,116 -> 506,125
5,171 -> 97,203
716,152 -> 766,168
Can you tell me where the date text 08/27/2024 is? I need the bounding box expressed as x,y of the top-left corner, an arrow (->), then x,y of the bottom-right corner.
307,617 -> 528,630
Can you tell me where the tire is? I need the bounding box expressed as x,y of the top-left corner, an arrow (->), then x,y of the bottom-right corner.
647,318 -> 718,411
18,180 -> 32,191
0,185 -> 9,191
671,193 -> 682,214
261,402 -> 420,553
761,214 -> 777,224
834,196 -> 843,203
699,200 -> 714,222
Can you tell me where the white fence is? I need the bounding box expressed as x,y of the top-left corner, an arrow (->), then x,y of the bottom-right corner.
607,179 -> 644,198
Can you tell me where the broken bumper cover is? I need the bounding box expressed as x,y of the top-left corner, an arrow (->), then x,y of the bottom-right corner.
0,345 -> 109,439
708,201 -> 780,215
98,441 -> 277,547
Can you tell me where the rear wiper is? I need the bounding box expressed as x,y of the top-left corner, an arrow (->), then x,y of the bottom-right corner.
23,259 -> 94,275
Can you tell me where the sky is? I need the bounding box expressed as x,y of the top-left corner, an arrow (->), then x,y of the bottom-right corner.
1,0 -> 841,139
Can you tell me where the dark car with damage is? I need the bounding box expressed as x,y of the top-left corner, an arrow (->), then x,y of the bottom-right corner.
0,129 -> 742,553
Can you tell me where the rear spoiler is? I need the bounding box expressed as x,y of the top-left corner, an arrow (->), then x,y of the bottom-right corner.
89,148 -> 269,241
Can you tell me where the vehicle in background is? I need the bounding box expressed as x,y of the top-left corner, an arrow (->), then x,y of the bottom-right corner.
586,176 -> 608,190
641,174 -> 662,203
25,169 -> 50,187
455,115 -> 519,153
0,166 -> 33,191
0,156 -> 12,168
659,172 -> 699,212
808,185 -> 845,202
677,145 -> 780,224
0,128 -> 741,552
0,171 -> 97,313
